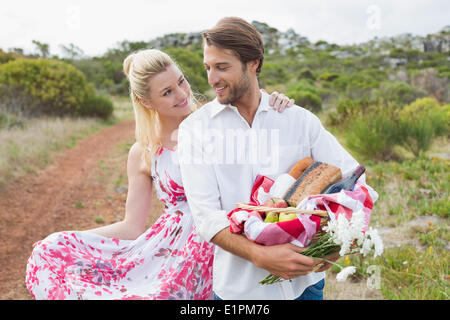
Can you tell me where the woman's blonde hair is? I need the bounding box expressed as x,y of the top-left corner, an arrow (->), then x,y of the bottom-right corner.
123,49 -> 199,169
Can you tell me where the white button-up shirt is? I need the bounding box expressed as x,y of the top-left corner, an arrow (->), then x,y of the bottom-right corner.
178,91 -> 362,300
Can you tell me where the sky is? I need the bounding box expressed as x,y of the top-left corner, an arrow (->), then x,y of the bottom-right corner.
2,0 -> 449,57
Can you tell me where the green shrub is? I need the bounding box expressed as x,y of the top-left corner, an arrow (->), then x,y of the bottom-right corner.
397,97 -> 449,156
0,58 -> 93,116
330,97 -> 374,127
376,81 -> 427,105
345,97 -> 449,161
298,68 -> 315,81
0,49 -> 19,65
398,117 -> 435,157
0,58 -> 113,119
259,62 -> 290,86
345,107 -> 401,161
286,80 -> 323,112
318,72 -> 339,82
336,98 -> 362,119
410,68 -> 449,103
0,84 -> 44,117
294,91 -> 322,113
78,94 -> 114,119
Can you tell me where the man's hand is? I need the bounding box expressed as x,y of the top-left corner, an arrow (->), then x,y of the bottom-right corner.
252,243 -> 321,280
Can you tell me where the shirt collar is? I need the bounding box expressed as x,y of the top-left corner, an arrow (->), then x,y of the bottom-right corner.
210,90 -> 270,119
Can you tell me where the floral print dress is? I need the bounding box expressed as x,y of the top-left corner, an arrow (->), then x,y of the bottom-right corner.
25,146 -> 214,300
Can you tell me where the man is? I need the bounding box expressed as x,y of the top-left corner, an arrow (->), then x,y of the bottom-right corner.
178,17 -> 362,300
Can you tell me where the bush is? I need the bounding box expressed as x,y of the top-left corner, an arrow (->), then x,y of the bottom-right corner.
0,58 -> 113,119
344,97 -> 449,161
0,58 -> 93,116
410,68 -> 449,103
0,84 -> 45,117
328,97 -> 375,128
294,91 -> 322,113
375,81 -> 427,105
0,49 -> 19,65
286,80 -> 322,112
298,68 -> 315,81
344,106 -> 401,161
286,79 -> 320,96
397,97 -> 449,156
78,94 -> 114,119
318,72 -> 340,82
259,62 -> 290,86
337,98 -> 359,116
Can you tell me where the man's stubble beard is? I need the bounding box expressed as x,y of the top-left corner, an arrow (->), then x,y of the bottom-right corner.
218,69 -> 251,105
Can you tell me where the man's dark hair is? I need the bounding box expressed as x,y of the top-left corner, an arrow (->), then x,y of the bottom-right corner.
202,17 -> 264,75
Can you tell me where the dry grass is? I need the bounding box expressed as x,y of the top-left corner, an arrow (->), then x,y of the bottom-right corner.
110,95 -> 135,121
0,96 -> 135,187
0,117 -> 108,186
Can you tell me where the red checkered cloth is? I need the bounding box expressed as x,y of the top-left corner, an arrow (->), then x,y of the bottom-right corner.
227,174 -> 378,247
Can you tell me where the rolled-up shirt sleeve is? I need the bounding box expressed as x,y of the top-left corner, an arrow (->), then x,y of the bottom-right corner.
178,120 -> 230,242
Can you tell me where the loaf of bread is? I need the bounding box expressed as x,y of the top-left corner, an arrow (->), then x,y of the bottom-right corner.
283,161 -> 342,207
288,157 -> 314,179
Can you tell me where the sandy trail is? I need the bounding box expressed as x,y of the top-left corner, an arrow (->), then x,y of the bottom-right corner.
0,119 -> 163,299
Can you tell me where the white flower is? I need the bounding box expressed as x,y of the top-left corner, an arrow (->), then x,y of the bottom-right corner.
323,212 -> 383,258
360,236 -> 373,257
336,214 -> 353,255
336,266 -> 356,282
360,227 -> 384,257
349,210 -> 366,245
368,227 -> 384,257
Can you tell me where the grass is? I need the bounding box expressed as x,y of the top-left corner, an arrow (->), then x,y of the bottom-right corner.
0,116 -> 104,186
109,95 -> 135,121
324,132 -> 449,299
94,215 -> 105,224
0,96 -> 134,187
377,246 -> 449,299
74,201 -> 84,209
365,155 -> 449,225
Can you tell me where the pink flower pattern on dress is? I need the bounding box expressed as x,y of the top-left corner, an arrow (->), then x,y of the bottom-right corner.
25,147 -> 214,300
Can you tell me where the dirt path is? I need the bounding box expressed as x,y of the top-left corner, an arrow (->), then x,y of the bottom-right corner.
0,119 -> 163,299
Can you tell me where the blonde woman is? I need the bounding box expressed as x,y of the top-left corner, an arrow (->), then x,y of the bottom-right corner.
25,49 -> 294,300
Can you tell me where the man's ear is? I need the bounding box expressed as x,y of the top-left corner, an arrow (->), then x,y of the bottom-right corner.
247,59 -> 260,73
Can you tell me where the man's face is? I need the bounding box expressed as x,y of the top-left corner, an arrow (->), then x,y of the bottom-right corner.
203,43 -> 251,105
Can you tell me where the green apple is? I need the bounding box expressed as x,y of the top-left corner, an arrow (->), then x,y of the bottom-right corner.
264,212 -> 279,223
278,212 -> 298,222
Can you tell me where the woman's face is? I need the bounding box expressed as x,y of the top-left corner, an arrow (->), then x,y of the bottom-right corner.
146,63 -> 192,118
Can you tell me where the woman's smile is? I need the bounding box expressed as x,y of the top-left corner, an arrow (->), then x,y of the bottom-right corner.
174,98 -> 189,108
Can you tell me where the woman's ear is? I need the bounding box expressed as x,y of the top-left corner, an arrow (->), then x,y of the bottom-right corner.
139,98 -> 153,110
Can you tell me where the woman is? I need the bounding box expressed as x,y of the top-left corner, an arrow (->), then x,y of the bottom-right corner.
25,49 -> 294,300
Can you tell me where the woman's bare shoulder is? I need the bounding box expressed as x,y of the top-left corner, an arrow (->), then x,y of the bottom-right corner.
128,142 -> 152,177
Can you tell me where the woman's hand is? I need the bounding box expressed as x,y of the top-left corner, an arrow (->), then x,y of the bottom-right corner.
264,89 -> 295,113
